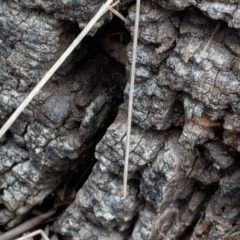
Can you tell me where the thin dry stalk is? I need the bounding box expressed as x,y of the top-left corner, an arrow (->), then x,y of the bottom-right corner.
0,0 -> 116,140
196,21 -> 222,63
15,230 -> 50,240
105,0 -> 120,12
40,225 -> 50,240
123,0 -> 141,198
0,210 -> 55,240
110,8 -> 130,25
229,231 -> 240,238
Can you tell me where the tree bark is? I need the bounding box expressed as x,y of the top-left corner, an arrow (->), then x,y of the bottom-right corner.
1,1 -> 240,240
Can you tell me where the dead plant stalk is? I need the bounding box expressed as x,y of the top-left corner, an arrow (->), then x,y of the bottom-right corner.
0,0 -> 116,140
15,229 -> 50,240
0,0 -> 140,200
123,0 -> 141,198
0,210 -> 55,240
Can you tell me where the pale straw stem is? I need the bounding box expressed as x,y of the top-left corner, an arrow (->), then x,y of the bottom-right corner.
123,0 -> 141,198
0,0 -> 115,139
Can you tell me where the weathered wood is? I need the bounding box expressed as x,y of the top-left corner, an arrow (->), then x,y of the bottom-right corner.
1,0 -> 240,240
0,0 -> 115,140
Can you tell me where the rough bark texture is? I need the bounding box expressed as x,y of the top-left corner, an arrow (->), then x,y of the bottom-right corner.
1,0 -> 240,240
0,0 -> 126,229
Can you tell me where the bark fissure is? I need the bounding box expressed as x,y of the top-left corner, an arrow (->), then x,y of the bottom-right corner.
1,0 -> 240,240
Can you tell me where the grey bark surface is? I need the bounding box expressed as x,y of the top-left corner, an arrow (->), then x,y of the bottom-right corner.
1,0 -> 240,240
0,0 -> 126,229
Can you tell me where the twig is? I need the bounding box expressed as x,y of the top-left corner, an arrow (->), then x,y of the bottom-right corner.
40,224 -> 49,240
0,0 -> 115,140
123,0 -> 141,198
196,21 -> 222,64
110,8 -> 130,25
0,210 -> 56,240
15,229 -> 50,240
105,0 -> 120,12
229,230 -> 240,238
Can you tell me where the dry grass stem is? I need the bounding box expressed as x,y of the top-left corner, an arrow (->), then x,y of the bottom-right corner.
229,231 -> 240,237
40,225 -> 50,240
105,0 -> 119,11
123,0 -> 141,198
15,230 -> 50,240
196,21 -> 222,63
110,8 -> 130,25
0,0 -> 116,140
0,210 -> 55,240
